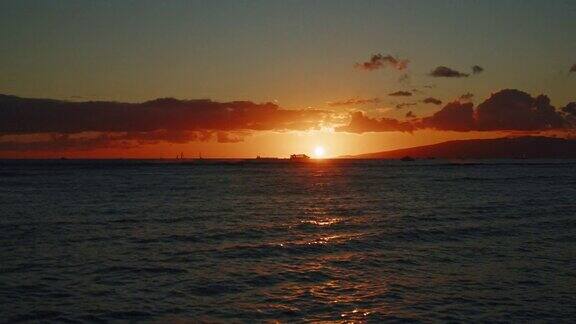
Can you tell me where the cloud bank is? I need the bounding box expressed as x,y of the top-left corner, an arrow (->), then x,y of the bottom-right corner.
1,89 -> 574,151
336,89 -> 573,133
0,95 -> 329,135
0,94 -> 329,151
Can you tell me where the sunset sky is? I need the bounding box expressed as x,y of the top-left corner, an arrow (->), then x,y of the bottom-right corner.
1,0 -> 575,158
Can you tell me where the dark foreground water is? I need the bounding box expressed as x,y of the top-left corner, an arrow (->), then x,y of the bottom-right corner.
1,159 -> 575,323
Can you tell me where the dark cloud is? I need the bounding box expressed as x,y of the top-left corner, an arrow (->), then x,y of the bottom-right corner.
336,89 -> 571,134
355,54 -> 409,71
0,94 -> 328,135
389,91 -> 412,97
429,66 -> 469,78
328,97 -> 381,107
335,111 -> 414,133
475,90 -> 565,131
0,130 -> 242,152
472,65 -> 484,74
422,97 -> 442,105
0,94 -> 329,151
3,89 -> 573,152
395,102 -> 417,109
0,133 -> 136,152
570,64 -> 576,73
419,102 -> 475,131
563,102 -> 576,116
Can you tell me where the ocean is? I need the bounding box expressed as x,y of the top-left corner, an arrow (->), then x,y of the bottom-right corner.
1,159 -> 575,322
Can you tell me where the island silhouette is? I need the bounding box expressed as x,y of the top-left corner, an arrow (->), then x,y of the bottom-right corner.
343,136 -> 576,159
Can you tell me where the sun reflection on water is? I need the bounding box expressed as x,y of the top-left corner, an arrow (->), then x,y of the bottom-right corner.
301,217 -> 342,226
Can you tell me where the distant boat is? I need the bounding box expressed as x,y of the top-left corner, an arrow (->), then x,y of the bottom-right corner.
400,156 -> 415,162
290,154 -> 311,162
255,156 -> 280,162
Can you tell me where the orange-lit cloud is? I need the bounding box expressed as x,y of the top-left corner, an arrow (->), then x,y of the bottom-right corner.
0,94 -> 331,152
0,130 -> 249,152
1,89 -> 574,152
0,95 -> 329,135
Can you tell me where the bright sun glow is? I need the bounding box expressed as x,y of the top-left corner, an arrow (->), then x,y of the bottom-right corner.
314,146 -> 325,158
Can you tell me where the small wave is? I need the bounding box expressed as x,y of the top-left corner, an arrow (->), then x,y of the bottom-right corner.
299,217 -> 343,227
188,282 -> 246,296
102,311 -> 152,321
91,265 -> 187,275
7,310 -> 63,322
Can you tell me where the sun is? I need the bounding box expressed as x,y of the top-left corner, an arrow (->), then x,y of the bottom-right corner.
314,146 -> 325,158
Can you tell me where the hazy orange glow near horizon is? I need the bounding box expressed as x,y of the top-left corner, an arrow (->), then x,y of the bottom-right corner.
0,129 -> 518,159
0,1 -> 574,159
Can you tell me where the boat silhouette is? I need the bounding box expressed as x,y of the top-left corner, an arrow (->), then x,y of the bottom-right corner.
290,154 -> 311,162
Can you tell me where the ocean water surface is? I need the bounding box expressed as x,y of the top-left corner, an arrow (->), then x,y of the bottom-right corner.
1,159 -> 575,322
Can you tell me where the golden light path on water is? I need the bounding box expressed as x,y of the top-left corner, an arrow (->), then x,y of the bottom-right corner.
4,159 -> 573,322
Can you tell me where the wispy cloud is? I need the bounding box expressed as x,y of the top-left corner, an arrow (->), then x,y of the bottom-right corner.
389,91 -> 412,97
472,65 -> 484,74
395,102 -> 417,109
355,54 -> 409,71
335,111 -> 414,133
422,97 -> 442,105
